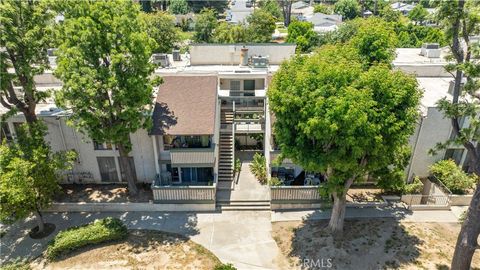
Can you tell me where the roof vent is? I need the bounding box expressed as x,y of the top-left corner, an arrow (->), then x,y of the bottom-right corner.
420,43 -> 440,58
151,53 -> 170,67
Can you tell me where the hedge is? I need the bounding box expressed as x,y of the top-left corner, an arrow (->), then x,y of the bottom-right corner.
46,217 -> 127,260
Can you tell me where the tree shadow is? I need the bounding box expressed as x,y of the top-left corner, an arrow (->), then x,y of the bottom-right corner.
285,216 -> 422,269
151,102 -> 178,135
0,211 -> 200,264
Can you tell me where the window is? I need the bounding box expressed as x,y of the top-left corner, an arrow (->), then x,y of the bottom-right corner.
0,123 -> 12,142
180,167 -> 213,183
97,157 -> 119,182
444,149 -> 464,165
231,80 -> 240,91
93,140 -> 113,150
243,80 -> 255,96
449,116 -> 467,140
163,135 -> 210,149
118,157 -> 137,182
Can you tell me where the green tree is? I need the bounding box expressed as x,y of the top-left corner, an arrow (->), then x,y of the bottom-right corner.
334,0 -> 360,20
379,5 -> 401,22
268,45 -> 421,235
169,0 -> 189,14
246,9 -> 275,43
194,8 -> 218,42
434,1 -> 480,268
286,21 -> 318,53
188,0 -> 228,13
258,0 -> 283,20
279,0 -> 293,26
408,4 -> 429,25
140,11 -> 180,53
350,17 -> 398,66
213,22 -> 247,43
54,0 -> 160,196
0,0 -> 55,125
314,3 -> 333,14
0,122 -> 74,234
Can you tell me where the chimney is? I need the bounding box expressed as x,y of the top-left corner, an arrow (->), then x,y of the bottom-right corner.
240,46 -> 249,66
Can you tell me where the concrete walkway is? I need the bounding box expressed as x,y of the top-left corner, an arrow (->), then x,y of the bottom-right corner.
1,211 -> 283,270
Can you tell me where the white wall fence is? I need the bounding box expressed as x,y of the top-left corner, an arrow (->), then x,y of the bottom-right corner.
270,186 -> 325,210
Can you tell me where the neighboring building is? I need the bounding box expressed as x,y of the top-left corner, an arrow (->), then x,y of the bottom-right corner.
306,13 -> 342,33
391,2 -> 415,15
393,45 -> 474,179
291,1 -> 314,20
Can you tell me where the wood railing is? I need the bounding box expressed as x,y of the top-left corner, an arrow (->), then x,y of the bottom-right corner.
152,184 -> 216,203
271,186 -> 323,202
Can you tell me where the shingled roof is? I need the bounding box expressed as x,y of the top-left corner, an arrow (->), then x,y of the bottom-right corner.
151,75 -> 217,135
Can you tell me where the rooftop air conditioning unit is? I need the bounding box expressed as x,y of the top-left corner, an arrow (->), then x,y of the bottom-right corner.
251,56 -> 269,68
172,50 -> 181,61
420,43 -> 440,58
151,53 -> 170,67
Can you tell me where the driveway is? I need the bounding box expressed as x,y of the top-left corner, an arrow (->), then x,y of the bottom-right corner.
1,211 -> 285,270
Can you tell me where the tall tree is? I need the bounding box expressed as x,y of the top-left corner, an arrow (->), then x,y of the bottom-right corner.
0,122 -> 74,235
193,8 -> 218,43
213,22 -> 248,43
169,0 -> 189,14
54,0 -> 160,195
279,0 -> 293,27
334,0 -> 361,20
259,0 -> 283,20
0,0 -> 54,125
246,9 -> 276,43
268,45 -> 420,236
435,1 -> 480,269
286,21 -> 318,53
408,4 -> 429,25
140,11 -> 180,53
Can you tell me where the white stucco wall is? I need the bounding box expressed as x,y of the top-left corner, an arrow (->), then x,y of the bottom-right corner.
3,115 -> 156,184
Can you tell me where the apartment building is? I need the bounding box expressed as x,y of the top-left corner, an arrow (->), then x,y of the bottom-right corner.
0,43 -> 468,191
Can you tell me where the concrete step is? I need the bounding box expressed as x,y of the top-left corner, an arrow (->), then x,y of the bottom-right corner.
216,181 -> 234,190
216,205 -> 271,211
216,200 -> 270,206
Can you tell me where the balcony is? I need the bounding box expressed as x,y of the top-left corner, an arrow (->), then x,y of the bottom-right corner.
218,89 -> 266,98
169,148 -> 215,167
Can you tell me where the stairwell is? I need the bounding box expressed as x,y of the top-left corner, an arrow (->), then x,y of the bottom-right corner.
217,109 -> 234,190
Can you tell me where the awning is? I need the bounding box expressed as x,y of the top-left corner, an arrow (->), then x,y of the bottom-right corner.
170,149 -> 215,167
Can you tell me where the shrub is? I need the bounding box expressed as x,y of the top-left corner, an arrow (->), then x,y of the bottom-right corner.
268,177 -> 283,186
0,260 -> 30,270
234,158 -> 241,173
403,176 -> 423,194
249,153 -> 267,184
46,217 -> 127,260
429,159 -> 476,194
215,263 -> 237,270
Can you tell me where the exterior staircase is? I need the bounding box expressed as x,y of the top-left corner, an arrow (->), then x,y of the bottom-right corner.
217,109 -> 234,190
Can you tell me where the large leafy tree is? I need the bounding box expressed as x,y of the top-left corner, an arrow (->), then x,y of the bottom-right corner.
0,122 -> 73,234
268,45 -> 421,236
286,21 -> 318,53
187,0 -> 228,14
334,0 -> 360,20
408,4 -> 429,25
279,0 -> 293,27
169,0 -> 189,14
140,11 -> 180,53
434,1 -> 480,269
246,9 -> 275,43
0,0 -> 54,124
258,0 -> 283,20
213,22 -> 248,43
193,8 -> 218,43
54,0 -> 159,195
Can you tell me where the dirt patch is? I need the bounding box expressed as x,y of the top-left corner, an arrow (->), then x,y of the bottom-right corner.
31,230 -> 220,270
55,184 -> 153,203
347,188 -> 384,203
272,219 -> 480,270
